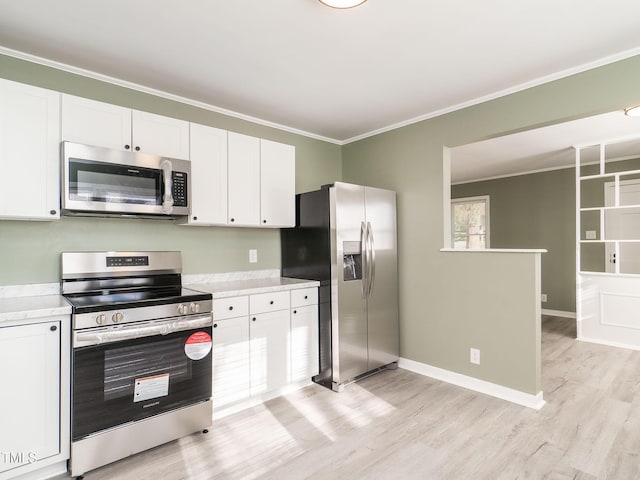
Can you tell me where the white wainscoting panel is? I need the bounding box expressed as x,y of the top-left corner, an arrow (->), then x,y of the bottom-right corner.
578,273 -> 640,348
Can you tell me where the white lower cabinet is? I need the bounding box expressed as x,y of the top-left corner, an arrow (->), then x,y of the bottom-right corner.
249,310 -> 290,396
211,287 -> 318,416
291,305 -> 320,382
0,317 -> 70,480
212,316 -> 250,410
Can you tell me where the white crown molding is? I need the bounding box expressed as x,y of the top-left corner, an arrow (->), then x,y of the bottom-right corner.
342,46 -> 640,145
0,46 -> 342,145
3,45 -> 640,147
398,357 -> 545,410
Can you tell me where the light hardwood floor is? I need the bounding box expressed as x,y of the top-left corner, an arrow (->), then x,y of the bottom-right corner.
65,316 -> 640,479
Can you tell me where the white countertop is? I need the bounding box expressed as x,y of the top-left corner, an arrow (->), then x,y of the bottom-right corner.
0,294 -> 72,325
0,273 -> 319,324
187,277 -> 320,299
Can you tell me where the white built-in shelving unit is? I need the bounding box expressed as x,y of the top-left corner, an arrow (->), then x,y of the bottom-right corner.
576,134 -> 640,349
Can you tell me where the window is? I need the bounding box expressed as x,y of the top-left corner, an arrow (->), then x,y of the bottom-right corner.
451,195 -> 490,249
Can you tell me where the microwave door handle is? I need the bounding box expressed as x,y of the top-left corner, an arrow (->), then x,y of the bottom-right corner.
160,159 -> 174,214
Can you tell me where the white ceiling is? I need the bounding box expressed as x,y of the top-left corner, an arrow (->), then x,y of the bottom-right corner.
1,1 -> 640,143
451,111 -> 640,183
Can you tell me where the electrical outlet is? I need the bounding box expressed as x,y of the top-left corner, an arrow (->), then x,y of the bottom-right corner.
470,348 -> 480,365
541,293 -> 547,303
249,249 -> 258,263
585,230 -> 597,240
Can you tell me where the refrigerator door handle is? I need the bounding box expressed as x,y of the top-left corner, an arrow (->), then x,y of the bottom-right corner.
360,221 -> 368,298
367,222 -> 376,297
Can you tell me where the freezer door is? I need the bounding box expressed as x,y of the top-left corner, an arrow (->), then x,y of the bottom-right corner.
331,182 -> 368,384
365,186 -> 399,370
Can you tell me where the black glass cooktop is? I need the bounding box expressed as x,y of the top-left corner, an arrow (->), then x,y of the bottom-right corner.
64,287 -> 211,314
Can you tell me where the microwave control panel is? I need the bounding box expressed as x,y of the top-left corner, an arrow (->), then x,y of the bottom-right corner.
172,172 -> 188,207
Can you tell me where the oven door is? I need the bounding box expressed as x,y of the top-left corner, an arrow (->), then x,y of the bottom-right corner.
72,314 -> 212,441
62,142 -> 189,216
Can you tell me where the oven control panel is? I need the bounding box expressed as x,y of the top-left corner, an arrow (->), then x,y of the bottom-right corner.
106,256 -> 149,267
72,299 -> 213,330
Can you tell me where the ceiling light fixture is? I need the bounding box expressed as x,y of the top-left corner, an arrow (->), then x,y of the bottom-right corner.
624,106 -> 640,117
319,0 -> 367,9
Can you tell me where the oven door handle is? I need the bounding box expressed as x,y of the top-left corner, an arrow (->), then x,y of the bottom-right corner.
73,314 -> 212,348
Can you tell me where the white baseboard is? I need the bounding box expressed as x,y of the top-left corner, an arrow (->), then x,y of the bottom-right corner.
578,335 -> 640,352
398,358 -> 545,410
541,309 -> 576,318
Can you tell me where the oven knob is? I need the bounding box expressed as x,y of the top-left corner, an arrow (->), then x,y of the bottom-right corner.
189,303 -> 200,313
178,304 -> 188,315
96,313 -> 106,325
112,312 -> 124,323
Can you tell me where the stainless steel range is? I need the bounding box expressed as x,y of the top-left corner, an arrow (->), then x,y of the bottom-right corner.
61,251 -> 213,478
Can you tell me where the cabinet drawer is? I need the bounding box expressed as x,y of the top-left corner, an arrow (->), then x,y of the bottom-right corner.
213,296 -> 249,320
291,287 -> 318,307
250,291 -> 290,314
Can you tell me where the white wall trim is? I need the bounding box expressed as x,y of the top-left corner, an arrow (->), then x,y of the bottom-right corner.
398,358 -> 545,410
0,46 -> 341,145
440,248 -> 547,254
342,46 -> 640,145
541,309 -> 576,319
4,45 -> 640,147
578,336 -> 640,352
452,163 -> 575,186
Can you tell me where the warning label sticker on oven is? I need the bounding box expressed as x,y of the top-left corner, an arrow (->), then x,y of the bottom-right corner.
185,331 -> 212,360
134,373 -> 170,403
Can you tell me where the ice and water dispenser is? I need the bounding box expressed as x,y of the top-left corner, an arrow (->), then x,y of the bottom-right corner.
342,241 -> 362,281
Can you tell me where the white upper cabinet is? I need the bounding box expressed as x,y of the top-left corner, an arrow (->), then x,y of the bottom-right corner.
186,129 -> 296,228
0,79 -> 61,220
131,110 -> 189,159
260,139 -> 295,227
228,132 -> 261,226
61,94 -> 131,151
61,94 -> 189,159
186,123 -> 228,225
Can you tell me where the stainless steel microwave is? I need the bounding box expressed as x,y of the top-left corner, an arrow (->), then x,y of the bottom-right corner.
62,142 -> 190,218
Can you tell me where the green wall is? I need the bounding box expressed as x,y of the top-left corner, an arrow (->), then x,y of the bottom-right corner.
342,54 -> 640,395
452,168 -> 576,313
4,49 -> 640,396
0,54 -> 342,285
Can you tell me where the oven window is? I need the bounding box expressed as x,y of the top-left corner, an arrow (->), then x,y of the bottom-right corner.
72,327 -> 211,441
69,158 -> 162,205
104,337 -> 191,401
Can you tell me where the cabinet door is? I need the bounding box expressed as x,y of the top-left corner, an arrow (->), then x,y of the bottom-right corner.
212,316 -> 250,410
0,80 -> 61,220
61,94 -> 131,151
291,305 -> 319,383
250,310 -> 290,396
132,110 -> 189,159
188,123 -> 228,225
0,321 -> 60,473
228,132 -> 260,226
260,139 -> 295,227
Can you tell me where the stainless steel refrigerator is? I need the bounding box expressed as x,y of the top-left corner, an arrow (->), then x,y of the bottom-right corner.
281,182 -> 399,391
